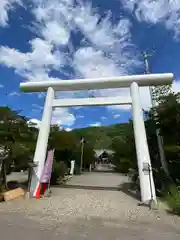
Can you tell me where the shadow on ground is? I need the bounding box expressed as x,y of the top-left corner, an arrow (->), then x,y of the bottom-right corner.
118,182 -> 140,201
58,184 -> 122,191
56,181 -> 140,201
92,169 -> 116,173
7,180 -> 28,191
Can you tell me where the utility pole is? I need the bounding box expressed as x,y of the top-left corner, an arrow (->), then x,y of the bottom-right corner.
80,137 -> 85,173
143,52 -> 169,176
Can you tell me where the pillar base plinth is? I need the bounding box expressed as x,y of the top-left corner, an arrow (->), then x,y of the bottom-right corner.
138,199 -> 158,210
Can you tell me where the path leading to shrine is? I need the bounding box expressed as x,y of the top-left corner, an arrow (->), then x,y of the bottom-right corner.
1,165 -> 180,239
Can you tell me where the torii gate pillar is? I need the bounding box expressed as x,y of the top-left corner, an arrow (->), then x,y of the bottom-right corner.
30,87 -> 54,198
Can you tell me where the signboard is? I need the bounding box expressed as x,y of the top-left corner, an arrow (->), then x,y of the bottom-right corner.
41,150 -> 54,183
142,162 -> 150,175
70,160 -> 75,175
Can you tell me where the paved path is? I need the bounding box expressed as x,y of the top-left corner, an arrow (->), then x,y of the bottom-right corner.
0,169 -> 180,239
64,171 -> 128,189
7,171 -> 28,183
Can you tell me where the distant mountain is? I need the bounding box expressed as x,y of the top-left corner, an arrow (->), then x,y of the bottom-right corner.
72,122 -> 133,149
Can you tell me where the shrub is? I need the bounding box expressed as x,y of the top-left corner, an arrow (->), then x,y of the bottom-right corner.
0,184 -> 3,193
50,161 -> 68,185
165,185 -> 180,215
128,167 -> 174,197
128,168 -> 140,191
0,183 -> 4,202
113,156 -> 134,174
114,158 -> 132,173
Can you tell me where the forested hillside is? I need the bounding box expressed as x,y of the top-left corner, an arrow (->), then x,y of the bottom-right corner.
72,123 -> 132,149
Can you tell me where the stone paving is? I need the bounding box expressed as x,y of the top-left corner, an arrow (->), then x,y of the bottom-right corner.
0,168 -> 180,239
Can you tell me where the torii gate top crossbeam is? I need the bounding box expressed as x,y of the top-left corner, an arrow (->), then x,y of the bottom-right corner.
20,73 -> 173,92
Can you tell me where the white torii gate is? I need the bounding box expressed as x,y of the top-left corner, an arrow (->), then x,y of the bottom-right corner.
20,73 -> 174,204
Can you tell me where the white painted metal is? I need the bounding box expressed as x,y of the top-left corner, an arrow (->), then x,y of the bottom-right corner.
130,82 -> 156,203
52,97 -> 132,107
30,87 -> 54,197
20,73 -> 173,92
70,160 -> 75,175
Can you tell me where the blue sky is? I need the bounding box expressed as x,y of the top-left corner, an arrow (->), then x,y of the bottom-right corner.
0,0 -> 180,130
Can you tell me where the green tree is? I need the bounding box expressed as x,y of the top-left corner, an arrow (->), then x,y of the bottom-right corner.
0,107 -> 37,173
111,122 -> 136,173
154,93 -> 180,184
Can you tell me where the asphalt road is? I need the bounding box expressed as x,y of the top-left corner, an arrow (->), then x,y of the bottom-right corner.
0,210 -> 179,240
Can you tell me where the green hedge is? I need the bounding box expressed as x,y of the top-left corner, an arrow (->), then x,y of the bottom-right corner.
50,161 -> 68,185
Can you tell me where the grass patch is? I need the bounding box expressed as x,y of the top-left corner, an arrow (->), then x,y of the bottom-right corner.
165,185 -> 180,215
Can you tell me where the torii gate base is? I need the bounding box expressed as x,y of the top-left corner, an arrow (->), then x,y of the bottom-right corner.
20,73 -> 174,207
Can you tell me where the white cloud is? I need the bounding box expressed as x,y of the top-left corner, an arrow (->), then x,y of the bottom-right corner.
106,85 -> 158,112
65,127 -> 72,132
107,105 -> 131,112
74,3 -> 130,49
32,103 -> 42,109
37,92 -> 46,99
41,21 -> 70,45
0,38 -> 64,82
90,122 -> 101,127
27,108 -> 75,129
32,103 -> 43,113
77,115 -> 84,119
27,118 -> 41,128
101,116 -> 107,121
73,1 -> 141,78
73,106 -> 82,110
114,114 -> 121,119
122,0 -> 180,39
108,80 -> 179,117
73,47 -> 121,78
32,0 -> 74,23
0,0 -> 141,81
107,80 -> 180,113
0,84 -> 4,88
8,91 -> 20,96
105,86 -> 152,112
51,108 -> 75,126
0,0 -> 144,115
172,79 -> 180,93
0,0 -> 21,27
0,0 -> 179,127
1,0 -> 173,115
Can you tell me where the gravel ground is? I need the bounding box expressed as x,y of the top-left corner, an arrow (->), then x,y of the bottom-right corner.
0,170 -> 180,239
